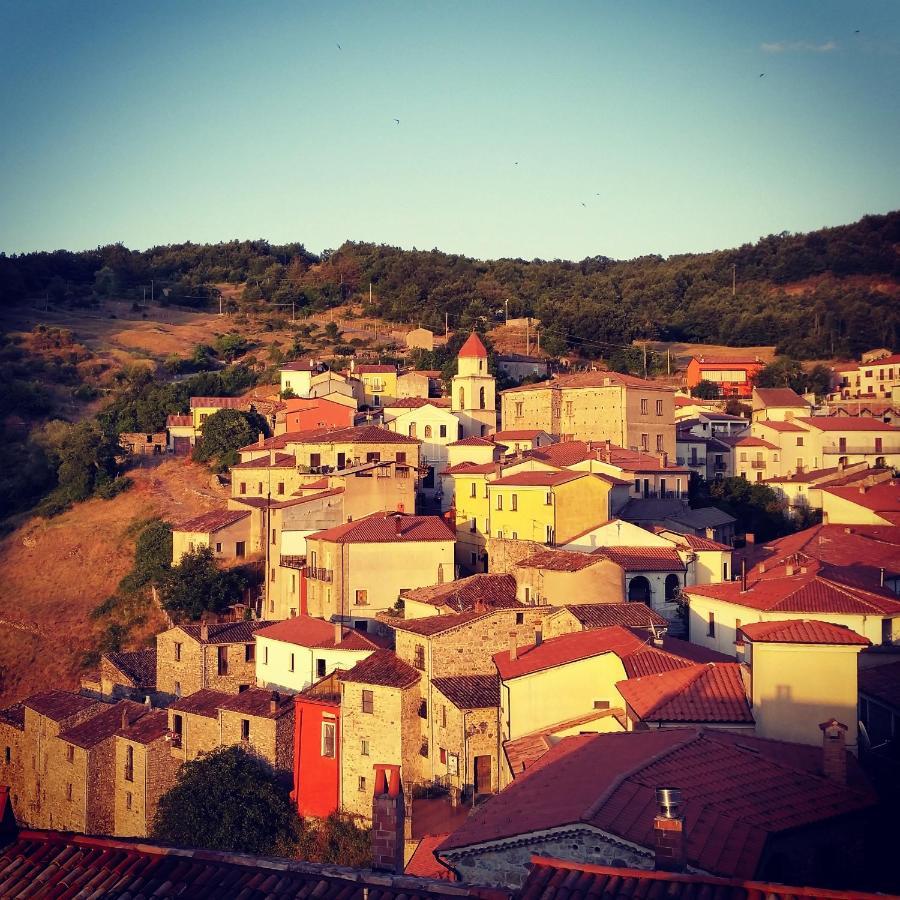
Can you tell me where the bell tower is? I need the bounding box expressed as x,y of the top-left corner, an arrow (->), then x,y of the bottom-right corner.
451,332 -> 496,437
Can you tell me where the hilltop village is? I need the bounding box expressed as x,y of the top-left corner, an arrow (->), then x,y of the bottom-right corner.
1,334 -> 900,898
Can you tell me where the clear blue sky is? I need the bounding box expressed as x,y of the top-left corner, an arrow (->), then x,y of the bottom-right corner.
1,1 -> 898,261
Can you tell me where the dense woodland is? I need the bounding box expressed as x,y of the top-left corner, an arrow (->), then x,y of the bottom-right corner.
2,211 -> 899,360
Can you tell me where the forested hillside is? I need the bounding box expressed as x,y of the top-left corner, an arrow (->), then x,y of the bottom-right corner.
2,211 -> 898,360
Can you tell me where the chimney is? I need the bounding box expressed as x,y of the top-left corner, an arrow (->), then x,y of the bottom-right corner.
785,564 -> 794,576
334,621 -> 344,645
745,533 -> 755,545
740,558 -> 747,592
257,431 -> 264,447
881,567 -> 886,588
200,620 -> 209,642
859,485 -> 867,495
653,787 -> 686,872
270,691 -> 280,715
758,562 -> 766,574
394,512 -> 403,535
819,719 -> 848,785
371,763 -> 405,873
534,628 -> 543,648
270,448 -> 276,465
508,632 -> 519,662
120,707 -> 129,730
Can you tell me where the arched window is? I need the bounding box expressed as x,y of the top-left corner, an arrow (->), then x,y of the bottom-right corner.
459,387 -> 465,408
424,425 -> 432,438
628,576 -> 651,603
665,574 -> 680,602
408,423 -> 416,437
479,387 -> 486,409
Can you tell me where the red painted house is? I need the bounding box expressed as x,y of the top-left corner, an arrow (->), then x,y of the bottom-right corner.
686,356 -> 765,398
277,397 -> 355,434
292,673 -> 342,819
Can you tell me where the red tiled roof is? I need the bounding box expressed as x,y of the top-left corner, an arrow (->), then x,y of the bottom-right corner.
493,626 -> 724,680
230,452 -> 296,470
617,663 -> 753,723
117,709 -> 169,745
490,470 -> 585,487
309,512 -> 455,544
104,649 -> 157,690
166,414 -> 192,427
405,834 -> 454,881
519,856 -> 887,900
355,364 -> 397,373
516,549 -> 603,572
217,688 -> 294,719
664,532 -> 731,551
339,650 -> 421,689
561,603 -> 669,630
439,728 -> 876,878
59,701 -> 148,749
596,546 -> 686,572
739,619 -> 870,646
444,462 -> 499,475
525,441 -> 592,466
255,616 -> 382,651
23,691 -> 99,723
384,397 -> 451,408
389,610 -> 492,636
179,620 -> 275,645
731,436 -> 778,449
820,481 -> 899,515
504,371 -> 674,393
795,416 -> 899,432
458,332 -> 488,358
692,357 -> 762,367
754,387 -> 810,407
686,565 -> 900,616
859,659 -> 900,711
432,675 -> 500,709
402,574 -> 520,612
189,396 -> 249,409
493,430 -> 547,440
280,358 -> 321,371
175,508 -> 251,531
0,703 -> 25,730
758,419 -> 805,432
0,830 -> 476,899
169,689 -> 231,719
448,436 -> 495,447
300,424 -> 420,444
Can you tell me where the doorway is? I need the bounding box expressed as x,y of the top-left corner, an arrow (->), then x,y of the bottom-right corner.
474,755 -> 492,795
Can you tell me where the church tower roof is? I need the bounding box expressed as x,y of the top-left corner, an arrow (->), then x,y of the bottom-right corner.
458,332 -> 488,359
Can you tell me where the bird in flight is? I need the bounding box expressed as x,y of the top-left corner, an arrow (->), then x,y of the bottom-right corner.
759,73 -> 765,77
337,43 -> 342,50
581,202 -> 587,207
393,118 -> 400,125
514,161 -> 519,166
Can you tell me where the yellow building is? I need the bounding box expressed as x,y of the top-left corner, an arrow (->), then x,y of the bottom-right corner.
487,470 -> 609,546
354,364 -> 399,407
731,436 -> 782,483
189,396 -> 250,432
738,619 -> 869,749
451,332 -> 497,438
171,509 -> 251,564
820,480 -> 900,526
449,461 -> 501,572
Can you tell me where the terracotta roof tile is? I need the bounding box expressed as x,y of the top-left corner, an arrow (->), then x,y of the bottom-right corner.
230,453 -> 296,470
739,619 -> 870,645
596,546 -> 686,571
561,602 -> 668,630
179,620 -> 276,645
518,856 -> 887,900
758,419 -> 806,432
117,709 -> 170,745
405,834 -> 454,880
189,396 -> 249,409
401,574 -> 519,612
503,371 -> 673,393
23,691 -> 99,722
0,703 -> 25,730
175,508 -> 251,532
169,689 -> 232,719
490,470 -> 585,487
432,675 -> 500,709
385,397 -> 451,409
280,358 -> 321,371
617,663 -> 753,723
796,416 -> 899,432
458,332 -> 488,358
492,430 -> 547,440
217,688 -> 294,719
309,512 -> 455,544
820,481 -> 899,515
447,436 -> 496,447
444,462 -> 499,475
166,414 -> 192,427
516,549 -> 602,572
104,649 -> 157,690
340,650 -> 421,689
355,364 -> 397,373
389,610 -> 492,637
255,616 -> 383,651
730,436 -> 778,449
59,701 -> 148,749
753,387 -> 811,407
440,729 -> 876,878
665,533 -> 731,551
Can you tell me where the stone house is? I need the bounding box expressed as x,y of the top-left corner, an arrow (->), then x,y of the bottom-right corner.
89,649 -> 158,702
119,432 -> 167,457
155,620 -> 274,700
0,704 -> 25,818
338,651 -> 424,822
171,509 -> 252,564
405,328 -> 434,352
541,602 -> 668,640
114,709 -> 181,838
167,690 -> 228,761
512,549 -> 624,607
217,689 -> 295,778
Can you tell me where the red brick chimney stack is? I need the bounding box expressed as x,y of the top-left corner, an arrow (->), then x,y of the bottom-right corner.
269,691 -> 280,714
334,621 -> 344,645
257,431 -> 264,447
819,718 -> 848,785
508,632 -> 519,662
371,763 -> 405,873
653,787 -> 686,872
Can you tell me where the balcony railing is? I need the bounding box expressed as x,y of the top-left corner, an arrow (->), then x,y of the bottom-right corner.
823,444 -> 897,455
751,460 -> 766,469
676,457 -> 706,466
280,555 -> 306,569
713,461 -> 728,470
634,490 -> 683,500
304,566 -> 333,582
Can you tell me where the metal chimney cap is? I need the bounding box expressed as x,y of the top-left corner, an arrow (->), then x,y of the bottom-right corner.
656,787 -> 682,818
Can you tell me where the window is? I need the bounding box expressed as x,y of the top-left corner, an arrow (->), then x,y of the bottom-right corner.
516,612 -> 524,625
470,483 -> 476,498
124,745 -> 134,782
173,714 -> 183,737
511,493 -> 518,511
241,719 -> 250,741
439,425 -> 447,438
3,747 -> 9,765
358,776 -> 367,792
496,494 -> 503,510
546,525 -> 554,545
174,642 -> 182,662
66,783 -> 73,802
366,452 -> 381,463
565,401 -> 573,417
174,682 -> 181,698
524,586 -> 530,603
408,424 -> 416,437
479,387 -> 486,409
361,739 -> 370,756
545,492 -> 552,506
440,747 -> 447,764
239,482 -> 247,494
515,402 -> 523,417
317,658 -> 327,678
271,567 -> 275,583
414,645 -> 425,670
656,434 -> 664,452
289,653 -> 295,672
707,612 -> 715,637
641,399 -> 649,415
355,589 -> 368,606
656,400 -> 663,415
277,482 -> 285,495
593,700 -> 610,710
263,646 -> 268,665
740,452 -> 747,462
310,453 -> 321,468
66,745 -> 74,763
362,690 -> 374,713
424,425 -> 432,438
723,562 -> 728,580
245,644 -> 255,663
321,721 -> 336,758
236,541 -> 245,558
126,792 -> 133,810
511,532 -> 517,540
641,433 -> 649,451
441,705 -> 447,728
214,542 -> 222,553
796,436 -> 804,447
459,388 -> 465,407
470,517 -> 476,533
258,482 -> 263,494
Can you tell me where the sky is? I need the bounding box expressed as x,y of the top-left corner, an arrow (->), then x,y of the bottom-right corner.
1,1 -> 899,262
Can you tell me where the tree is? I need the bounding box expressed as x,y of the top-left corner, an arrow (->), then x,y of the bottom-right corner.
151,746 -> 301,854
754,357 -> 806,392
119,520 -> 172,595
323,321 -> 341,342
192,408 -> 269,471
724,398 -> 751,418
294,813 -> 372,868
159,547 -> 247,620
691,379 -> 720,399
704,476 -> 793,542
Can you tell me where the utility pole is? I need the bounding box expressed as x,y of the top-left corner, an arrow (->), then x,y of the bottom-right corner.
525,317 -> 530,355
151,280 -> 154,303
445,312 -> 449,339
667,348 -> 671,375
291,300 -> 295,322
369,282 -> 372,305
732,264 -> 736,297
537,327 -> 540,354
504,299 -> 509,325
218,295 -> 223,316
643,344 -> 648,378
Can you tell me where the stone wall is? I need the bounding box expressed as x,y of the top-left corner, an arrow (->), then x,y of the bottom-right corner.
168,710 -> 219,762
85,740 -> 116,834
485,538 -> 544,576
156,631 -> 258,699
0,723 -> 24,820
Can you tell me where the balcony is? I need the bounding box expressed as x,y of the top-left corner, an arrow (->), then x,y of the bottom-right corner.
280,555 -> 306,569
823,444 -> 897,455
751,460 -> 766,469
304,566 -> 334,582
713,461 -> 728,471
